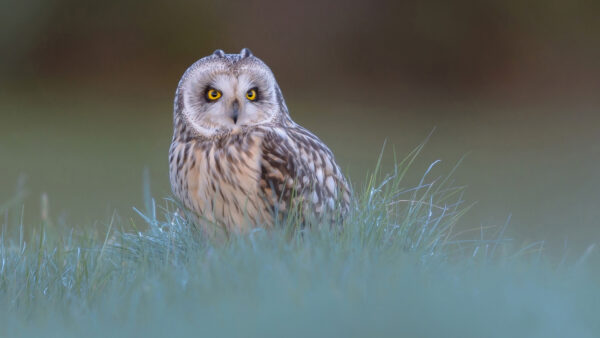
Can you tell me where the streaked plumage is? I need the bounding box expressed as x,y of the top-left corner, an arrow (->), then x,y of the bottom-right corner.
169,48 -> 350,233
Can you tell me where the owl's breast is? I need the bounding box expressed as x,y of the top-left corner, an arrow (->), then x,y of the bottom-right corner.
169,131 -> 271,231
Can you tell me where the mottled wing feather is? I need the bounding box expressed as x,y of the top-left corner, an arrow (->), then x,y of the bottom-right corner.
259,125 -> 351,221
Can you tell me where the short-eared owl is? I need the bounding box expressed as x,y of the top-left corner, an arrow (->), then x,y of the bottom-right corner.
169,48 -> 351,233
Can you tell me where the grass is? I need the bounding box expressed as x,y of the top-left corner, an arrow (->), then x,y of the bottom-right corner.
1,143 -> 599,338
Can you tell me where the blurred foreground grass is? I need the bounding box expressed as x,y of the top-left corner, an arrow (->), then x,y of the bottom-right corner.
0,145 -> 599,338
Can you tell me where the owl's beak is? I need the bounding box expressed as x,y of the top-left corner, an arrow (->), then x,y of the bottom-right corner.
231,100 -> 239,124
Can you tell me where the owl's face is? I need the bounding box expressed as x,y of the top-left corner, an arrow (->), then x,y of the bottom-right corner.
177,49 -> 285,137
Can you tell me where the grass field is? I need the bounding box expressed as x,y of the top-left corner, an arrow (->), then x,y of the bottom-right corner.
1,145 -> 598,338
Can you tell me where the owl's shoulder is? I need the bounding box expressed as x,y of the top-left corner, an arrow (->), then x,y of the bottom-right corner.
257,122 -> 344,176
259,122 -> 331,154
257,122 -> 351,214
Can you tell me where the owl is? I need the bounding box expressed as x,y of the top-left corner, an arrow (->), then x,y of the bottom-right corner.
169,48 -> 351,234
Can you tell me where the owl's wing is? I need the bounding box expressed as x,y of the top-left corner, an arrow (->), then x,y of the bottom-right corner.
259,125 -> 351,220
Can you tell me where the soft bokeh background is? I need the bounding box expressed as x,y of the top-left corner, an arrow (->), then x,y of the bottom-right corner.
1,0 -> 598,254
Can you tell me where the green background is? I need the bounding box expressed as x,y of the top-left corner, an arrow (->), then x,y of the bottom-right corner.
1,0 -> 599,254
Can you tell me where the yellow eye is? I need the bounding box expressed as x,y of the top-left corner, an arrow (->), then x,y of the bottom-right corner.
206,88 -> 222,101
246,88 -> 257,101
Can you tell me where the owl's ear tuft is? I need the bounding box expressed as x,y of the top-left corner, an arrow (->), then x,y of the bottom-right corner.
213,49 -> 226,58
240,48 -> 253,59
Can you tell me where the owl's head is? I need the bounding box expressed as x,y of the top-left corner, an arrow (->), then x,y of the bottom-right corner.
174,48 -> 289,137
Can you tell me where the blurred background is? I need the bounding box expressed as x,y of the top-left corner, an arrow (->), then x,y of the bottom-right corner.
1,0 -> 598,254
